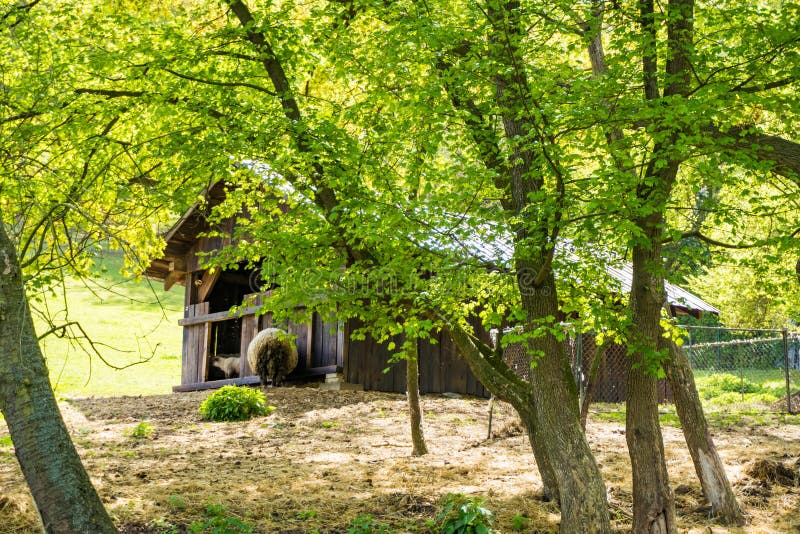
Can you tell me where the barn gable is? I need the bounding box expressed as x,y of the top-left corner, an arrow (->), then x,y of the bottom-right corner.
146,182 -> 489,394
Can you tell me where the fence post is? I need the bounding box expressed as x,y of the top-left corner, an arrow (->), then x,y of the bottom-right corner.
784,329 -> 792,414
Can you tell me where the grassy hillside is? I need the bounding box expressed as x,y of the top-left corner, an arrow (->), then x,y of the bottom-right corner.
34,252 -> 184,397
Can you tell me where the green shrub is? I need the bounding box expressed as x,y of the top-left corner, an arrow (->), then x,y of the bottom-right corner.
760,382 -> 788,397
708,392 -> 746,405
199,386 -> 272,422
189,503 -> 253,534
129,422 -> 154,439
745,393 -> 779,405
434,494 -> 495,534
167,495 -> 187,510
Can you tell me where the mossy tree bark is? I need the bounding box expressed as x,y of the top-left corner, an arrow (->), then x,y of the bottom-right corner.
0,224 -> 118,533
518,272 -> 611,530
627,231 -> 677,534
468,0 -> 611,527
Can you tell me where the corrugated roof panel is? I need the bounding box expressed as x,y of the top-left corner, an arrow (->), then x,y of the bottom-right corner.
430,221 -> 719,315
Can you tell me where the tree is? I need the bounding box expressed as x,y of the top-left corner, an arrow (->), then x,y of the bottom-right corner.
0,3 -> 123,530
581,0 -> 799,527
0,2 -> 209,531
70,0 -> 800,531
89,0 -> 610,527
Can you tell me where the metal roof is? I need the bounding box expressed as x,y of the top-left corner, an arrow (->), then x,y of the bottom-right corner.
147,175 -> 719,315
428,220 -> 720,316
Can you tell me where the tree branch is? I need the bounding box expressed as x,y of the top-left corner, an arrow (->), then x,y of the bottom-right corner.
224,0 -> 373,264
162,67 -> 275,95
74,88 -> 146,98
670,230 -> 763,249
702,125 -> 800,182
732,77 -> 797,94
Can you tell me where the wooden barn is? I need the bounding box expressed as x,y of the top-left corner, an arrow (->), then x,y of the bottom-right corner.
146,181 -> 719,400
145,182 -> 490,396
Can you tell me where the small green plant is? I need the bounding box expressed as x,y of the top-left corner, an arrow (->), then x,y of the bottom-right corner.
129,422 -> 154,439
198,385 -> 272,422
349,513 -> 393,533
296,509 -> 319,520
167,494 -> 187,510
318,421 -> 338,429
189,503 -> 254,534
510,513 -> 529,532
434,493 -> 495,534
151,519 -> 179,534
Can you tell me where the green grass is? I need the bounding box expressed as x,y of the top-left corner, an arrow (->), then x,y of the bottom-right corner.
693,369 -> 798,408
592,367 -> 800,428
33,251 -> 184,397
592,403 -> 800,427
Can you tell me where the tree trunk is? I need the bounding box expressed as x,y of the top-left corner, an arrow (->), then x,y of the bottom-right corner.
627,238 -> 677,534
0,224 -> 118,534
405,350 -> 428,456
663,339 -> 744,524
443,325 -> 560,502
519,272 -> 611,532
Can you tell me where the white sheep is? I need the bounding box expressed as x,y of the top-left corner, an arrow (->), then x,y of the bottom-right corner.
211,355 -> 241,379
246,328 -> 298,386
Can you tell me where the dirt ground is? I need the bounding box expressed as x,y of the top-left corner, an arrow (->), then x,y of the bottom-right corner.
1,387 -> 799,533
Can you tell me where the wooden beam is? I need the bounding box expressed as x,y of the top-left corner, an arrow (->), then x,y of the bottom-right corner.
164,269 -> 187,291
169,258 -> 188,272
173,376 -> 261,392
197,268 -> 222,302
171,365 -> 338,393
178,305 -> 263,326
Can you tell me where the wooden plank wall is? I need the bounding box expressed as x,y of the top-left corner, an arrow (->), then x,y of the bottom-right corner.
344,319 -> 490,397
286,321 -> 311,372
187,218 -> 234,272
343,323 -> 399,390
311,314 -> 340,369
181,302 -> 210,385
185,302 -> 493,395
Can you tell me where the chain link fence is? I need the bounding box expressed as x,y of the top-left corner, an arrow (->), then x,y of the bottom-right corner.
500,326 -> 799,414
682,326 -> 799,414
